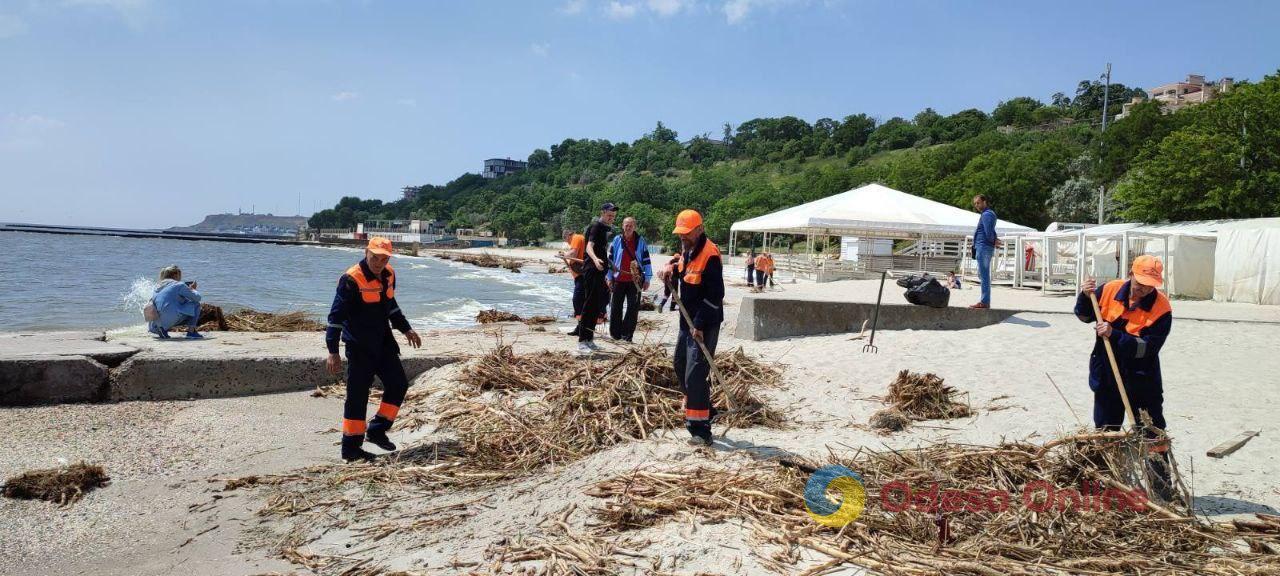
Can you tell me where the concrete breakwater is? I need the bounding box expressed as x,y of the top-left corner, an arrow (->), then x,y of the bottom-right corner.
0,331 -> 458,406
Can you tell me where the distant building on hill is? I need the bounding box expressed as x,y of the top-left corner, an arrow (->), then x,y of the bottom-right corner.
402,186 -> 418,201
1116,73 -> 1234,120
681,137 -> 726,148
482,158 -> 527,179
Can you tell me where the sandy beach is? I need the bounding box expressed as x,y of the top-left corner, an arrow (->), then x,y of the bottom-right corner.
2,254 -> 1278,575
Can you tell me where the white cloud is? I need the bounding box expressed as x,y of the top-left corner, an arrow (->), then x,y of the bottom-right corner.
646,0 -> 686,17
560,0 -> 587,14
331,91 -> 360,102
722,0 -> 804,24
530,42 -> 550,57
62,0 -> 153,29
4,114 -> 66,131
396,98 -> 417,107
606,1 -> 638,19
722,0 -> 753,23
0,14 -> 28,39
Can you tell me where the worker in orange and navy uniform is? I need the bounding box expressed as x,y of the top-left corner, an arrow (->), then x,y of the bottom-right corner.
1075,255 -> 1175,500
558,228 -> 588,336
325,237 -> 423,462
659,209 -> 725,446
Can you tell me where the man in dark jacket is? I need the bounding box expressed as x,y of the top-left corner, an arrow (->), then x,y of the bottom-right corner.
659,209 -> 724,446
575,203 -> 618,355
1075,255 -> 1176,500
325,237 -> 422,462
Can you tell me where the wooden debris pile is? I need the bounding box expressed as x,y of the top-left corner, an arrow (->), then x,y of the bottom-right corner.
476,309 -> 523,324
522,315 -> 556,325
575,433 -> 1280,576
871,369 -> 972,431
190,305 -> 325,332
227,344 -> 786,572
442,346 -> 785,472
2,462 -> 110,505
437,251 -> 525,272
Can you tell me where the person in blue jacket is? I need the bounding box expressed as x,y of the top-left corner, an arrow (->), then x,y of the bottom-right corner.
606,216 -> 653,342
969,194 -> 999,309
148,265 -> 204,339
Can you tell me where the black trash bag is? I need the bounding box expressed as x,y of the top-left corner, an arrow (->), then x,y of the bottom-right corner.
904,277 -> 951,308
896,273 -> 934,290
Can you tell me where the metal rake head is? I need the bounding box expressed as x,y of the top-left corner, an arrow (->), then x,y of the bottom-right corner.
862,342 -> 878,354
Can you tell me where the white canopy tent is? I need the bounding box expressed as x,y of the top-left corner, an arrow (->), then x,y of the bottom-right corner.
729,183 -> 1034,280
730,183 -> 1034,238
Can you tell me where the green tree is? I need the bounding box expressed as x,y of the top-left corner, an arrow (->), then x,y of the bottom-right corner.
527,148 -> 551,170
832,113 -> 875,151
867,117 -> 920,150
992,96 -> 1044,127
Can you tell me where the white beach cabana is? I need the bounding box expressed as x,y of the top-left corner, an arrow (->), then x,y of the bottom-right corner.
1021,218 -> 1280,304
729,183 -> 1035,280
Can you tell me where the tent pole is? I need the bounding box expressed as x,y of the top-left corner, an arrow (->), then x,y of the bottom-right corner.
1120,231 -> 1129,279
1077,231 -> 1086,291
1014,236 -> 1023,288
1163,235 -> 1170,295
1041,236 -> 1049,294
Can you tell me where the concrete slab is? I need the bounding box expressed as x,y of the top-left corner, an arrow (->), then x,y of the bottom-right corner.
107,332 -> 461,401
736,296 -> 1017,340
0,356 -> 109,405
0,331 -> 139,366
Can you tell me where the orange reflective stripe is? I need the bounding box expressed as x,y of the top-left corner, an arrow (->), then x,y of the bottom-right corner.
346,264 -> 395,303
685,408 -> 711,420
1148,443 -> 1170,454
1100,279 -> 1172,337
342,419 -> 367,435
376,402 -> 400,421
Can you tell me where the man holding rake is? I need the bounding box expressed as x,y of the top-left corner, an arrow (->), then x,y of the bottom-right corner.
659,209 -> 725,447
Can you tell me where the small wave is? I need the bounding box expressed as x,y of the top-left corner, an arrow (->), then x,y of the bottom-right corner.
121,277 -> 157,312
412,297 -> 488,328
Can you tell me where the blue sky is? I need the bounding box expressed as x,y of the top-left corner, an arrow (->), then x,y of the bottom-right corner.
2,0 -> 1277,228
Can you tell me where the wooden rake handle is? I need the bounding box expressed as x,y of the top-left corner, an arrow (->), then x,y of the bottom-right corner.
663,276 -> 736,412
1089,291 -> 1137,430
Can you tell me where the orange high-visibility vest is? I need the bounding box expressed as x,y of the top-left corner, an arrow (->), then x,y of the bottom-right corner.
345,263 -> 396,303
1099,279 -> 1171,337
677,239 -> 721,285
567,234 -> 586,279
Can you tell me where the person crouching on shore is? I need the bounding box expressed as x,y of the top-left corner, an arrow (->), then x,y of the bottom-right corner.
325,237 -> 423,462
147,265 -> 204,339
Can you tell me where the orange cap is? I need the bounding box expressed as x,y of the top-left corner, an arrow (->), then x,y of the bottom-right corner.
367,237 -> 394,256
672,209 -> 703,234
1131,255 -> 1163,288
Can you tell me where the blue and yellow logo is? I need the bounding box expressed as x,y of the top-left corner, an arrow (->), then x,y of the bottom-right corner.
804,465 -> 866,527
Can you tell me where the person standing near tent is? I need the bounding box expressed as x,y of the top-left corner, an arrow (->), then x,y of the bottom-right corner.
575,202 -> 618,355
969,194 -> 999,309
1075,255 -> 1176,501
745,249 -> 756,285
325,237 -> 422,462
558,228 -> 587,337
659,209 -> 724,447
607,216 -> 652,342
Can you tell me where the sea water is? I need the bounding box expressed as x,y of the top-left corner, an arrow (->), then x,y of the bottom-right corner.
0,231 -> 572,332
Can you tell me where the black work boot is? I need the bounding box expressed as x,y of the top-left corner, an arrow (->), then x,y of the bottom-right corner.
1147,454 -> 1178,503
686,421 -> 713,447
366,417 -> 397,452
341,434 -> 376,463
